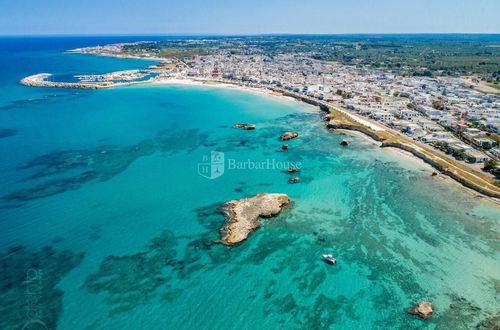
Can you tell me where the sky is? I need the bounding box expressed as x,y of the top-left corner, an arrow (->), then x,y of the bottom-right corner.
0,0 -> 499,35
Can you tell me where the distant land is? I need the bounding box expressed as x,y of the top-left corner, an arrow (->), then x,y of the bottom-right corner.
54,34 -> 500,80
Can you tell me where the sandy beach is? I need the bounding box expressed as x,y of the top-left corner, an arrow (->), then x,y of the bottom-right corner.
20,65 -> 500,200
199,79 -> 500,203
153,77 -> 303,105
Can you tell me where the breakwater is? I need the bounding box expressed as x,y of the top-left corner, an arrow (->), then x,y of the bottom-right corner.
21,74 -> 109,89
20,73 -> 152,90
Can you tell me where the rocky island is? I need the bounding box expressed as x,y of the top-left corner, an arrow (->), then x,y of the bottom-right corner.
280,132 -> 299,141
232,123 -> 256,130
218,193 -> 291,245
408,301 -> 434,319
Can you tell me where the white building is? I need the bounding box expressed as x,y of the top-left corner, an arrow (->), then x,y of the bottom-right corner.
400,110 -> 419,121
372,111 -> 394,122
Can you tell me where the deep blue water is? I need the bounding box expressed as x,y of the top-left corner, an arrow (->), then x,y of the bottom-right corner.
0,37 -> 499,330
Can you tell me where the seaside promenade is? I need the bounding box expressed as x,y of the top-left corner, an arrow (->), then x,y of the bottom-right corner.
19,66 -> 500,200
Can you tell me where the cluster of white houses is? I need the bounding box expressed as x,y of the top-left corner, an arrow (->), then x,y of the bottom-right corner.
72,41 -> 500,169
104,47 -> 496,167
177,52 -> 499,164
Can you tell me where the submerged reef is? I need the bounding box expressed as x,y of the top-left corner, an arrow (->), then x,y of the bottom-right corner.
476,315 -> 500,330
82,184 -> 498,328
0,93 -> 83,111
83,231 -> 182,315
83,225 -> 227,317
2,128 -> 209,204
0,246 -> 84,329
0,128 -> 16,139
82,200 -> 359,327
82,200 -> 292,317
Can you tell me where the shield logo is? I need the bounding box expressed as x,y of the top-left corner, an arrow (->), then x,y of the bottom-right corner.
198,151 -> 225,179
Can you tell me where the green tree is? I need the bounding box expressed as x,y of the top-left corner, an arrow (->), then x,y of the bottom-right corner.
483,158 -> 497,171
453,150 -> 466,160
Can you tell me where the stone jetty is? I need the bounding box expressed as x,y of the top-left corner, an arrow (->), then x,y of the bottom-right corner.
20,72 -> 153,90
20,74 -> 109,89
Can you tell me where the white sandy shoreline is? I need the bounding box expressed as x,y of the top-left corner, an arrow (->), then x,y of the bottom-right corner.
20,50 -> 500,202
152,77 -> 307,106
157,79 -> 499,203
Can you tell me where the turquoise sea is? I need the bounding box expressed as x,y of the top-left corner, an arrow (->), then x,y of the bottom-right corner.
0,37 -> 499,330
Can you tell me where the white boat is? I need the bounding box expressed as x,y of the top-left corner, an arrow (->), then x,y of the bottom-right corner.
322,254 -> 336,265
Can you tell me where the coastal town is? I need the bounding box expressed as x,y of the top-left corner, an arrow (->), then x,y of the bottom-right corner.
3,0 -> 500,326
21,40 -> 500,197
182,51 -> 499,164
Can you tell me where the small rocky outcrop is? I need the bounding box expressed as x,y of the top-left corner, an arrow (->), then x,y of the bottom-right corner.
408,301 -> 434,319
289,177 -> 300,184
280,132 -> 299,141
233,124 -> 256,130
277,144 -> 289,152
218,193 -> 291,245
340,139 -> 349,146
286,168 -> 299,173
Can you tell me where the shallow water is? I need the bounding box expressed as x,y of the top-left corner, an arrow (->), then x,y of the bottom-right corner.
0,37 -> 499,330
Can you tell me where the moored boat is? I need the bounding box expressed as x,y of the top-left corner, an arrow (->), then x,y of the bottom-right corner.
322,254 -> 336,265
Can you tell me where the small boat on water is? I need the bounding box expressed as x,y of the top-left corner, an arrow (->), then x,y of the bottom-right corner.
322,254 -> 337,265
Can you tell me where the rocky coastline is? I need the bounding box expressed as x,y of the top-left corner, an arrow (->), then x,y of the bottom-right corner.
274,90 -> 500,200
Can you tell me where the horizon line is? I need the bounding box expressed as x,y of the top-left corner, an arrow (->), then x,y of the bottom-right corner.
1,32 -> 500,38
